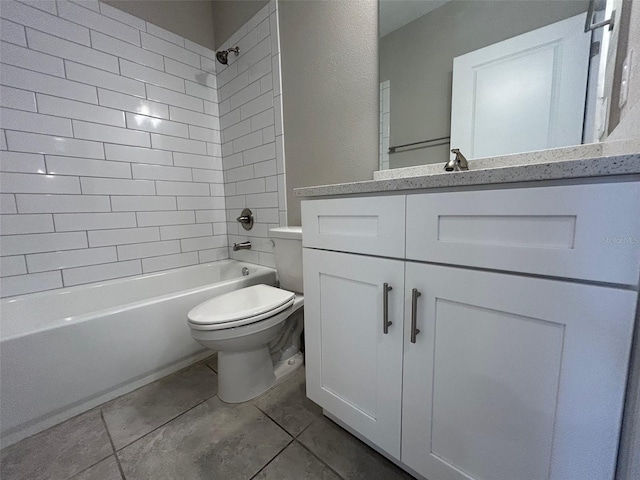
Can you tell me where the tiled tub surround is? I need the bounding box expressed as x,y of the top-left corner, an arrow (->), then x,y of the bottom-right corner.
0,0 -> 228,297
217,1 -> 288,268
379,80 -> 390,171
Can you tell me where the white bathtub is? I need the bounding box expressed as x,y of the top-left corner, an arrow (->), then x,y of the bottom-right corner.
0,260 -> 276,448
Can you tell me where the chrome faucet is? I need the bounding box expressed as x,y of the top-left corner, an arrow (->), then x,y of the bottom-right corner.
233,241 -> 251,251
236,208 -> 254,231
444,148 -> 469,172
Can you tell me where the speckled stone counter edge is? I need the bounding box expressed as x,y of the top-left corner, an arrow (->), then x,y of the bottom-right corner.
294,153 -> 640,197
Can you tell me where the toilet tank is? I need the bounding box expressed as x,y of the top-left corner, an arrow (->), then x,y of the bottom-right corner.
269,227 -> 303,293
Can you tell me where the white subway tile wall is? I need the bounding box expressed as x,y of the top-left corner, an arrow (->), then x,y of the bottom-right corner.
379,80 -> 390,171
218,1 -> 287,268
0,0 -> 238,297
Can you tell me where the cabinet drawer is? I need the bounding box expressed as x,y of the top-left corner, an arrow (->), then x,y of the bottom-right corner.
302,196 -> 405,257
406,182 -> 640,284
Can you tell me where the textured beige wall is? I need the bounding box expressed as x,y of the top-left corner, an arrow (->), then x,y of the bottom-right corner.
607,0 -> 632,135
103,0 -> 216,49
211,0 -> 269,48
607,0 -> 640,142
279,0 -> 379,225
380,0 -> 589,169
620,0 -> 640,124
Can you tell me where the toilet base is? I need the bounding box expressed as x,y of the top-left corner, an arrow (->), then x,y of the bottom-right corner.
217,350 -> 303,403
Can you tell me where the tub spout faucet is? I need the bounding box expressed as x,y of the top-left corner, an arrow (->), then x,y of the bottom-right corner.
233,241 -> 251,251
444,148 -> 469,171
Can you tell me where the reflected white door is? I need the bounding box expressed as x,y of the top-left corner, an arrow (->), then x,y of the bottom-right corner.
450,13 -> 591,159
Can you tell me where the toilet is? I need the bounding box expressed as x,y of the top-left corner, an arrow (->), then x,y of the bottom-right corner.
187,227 -> 304,403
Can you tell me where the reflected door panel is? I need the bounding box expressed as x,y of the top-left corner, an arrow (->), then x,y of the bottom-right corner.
450,13 -> 591,159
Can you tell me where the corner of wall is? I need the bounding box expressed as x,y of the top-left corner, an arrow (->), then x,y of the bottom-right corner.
278,0 -> 380,226
216,0 -> 288,268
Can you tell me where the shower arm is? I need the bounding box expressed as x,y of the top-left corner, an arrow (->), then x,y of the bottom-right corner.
215,46 -> 240,65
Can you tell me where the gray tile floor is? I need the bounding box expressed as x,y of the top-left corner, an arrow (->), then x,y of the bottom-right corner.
1,356 -> 413,480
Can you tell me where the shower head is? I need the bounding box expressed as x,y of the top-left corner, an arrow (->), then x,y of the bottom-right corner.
216,47 -> 240,65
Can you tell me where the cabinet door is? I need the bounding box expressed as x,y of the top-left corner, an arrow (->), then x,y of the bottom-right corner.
402,263 -> 636,480
303,248 -> 405,457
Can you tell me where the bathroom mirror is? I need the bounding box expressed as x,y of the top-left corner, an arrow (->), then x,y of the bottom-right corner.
378,0 -> 625,170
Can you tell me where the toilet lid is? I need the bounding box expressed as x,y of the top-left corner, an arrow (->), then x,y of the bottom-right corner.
187,284 -> 295,327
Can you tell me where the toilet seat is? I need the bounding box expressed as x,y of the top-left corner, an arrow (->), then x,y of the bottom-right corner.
187,284 -> 295,331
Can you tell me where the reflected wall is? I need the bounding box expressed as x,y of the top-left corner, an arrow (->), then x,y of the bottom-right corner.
379,0 -> 589,169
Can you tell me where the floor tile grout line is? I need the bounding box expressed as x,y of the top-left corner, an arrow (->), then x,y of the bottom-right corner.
251,399 -> 318,440
11,410 -> 114,480
300,416 -> 413,480
57,450 -> 114,480
247,437 -> 295,480
57,453 -> 113,480
251,402 -> 289,434
250,369 -> 321,439
294,438 -> 349,480
100,361 -> 218,452
294,414 -> 319,439
99,409 -> 127,480
57,411 -> 120,480
113,454 -> 127,480
99,410 -> 117,455
112,393 -> 217,453
247,402 -> 294,442
241,403 -> 300,479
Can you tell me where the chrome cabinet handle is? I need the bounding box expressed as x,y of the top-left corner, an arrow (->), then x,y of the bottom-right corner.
383,283 -> 393,334
410,288 -> 422,343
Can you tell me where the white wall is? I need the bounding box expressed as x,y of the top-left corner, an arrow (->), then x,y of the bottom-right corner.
0,0 -> 227,297
216,1 -> 287,268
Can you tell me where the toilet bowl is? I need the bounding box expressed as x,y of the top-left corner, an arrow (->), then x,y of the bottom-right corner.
187,227 -> 304,403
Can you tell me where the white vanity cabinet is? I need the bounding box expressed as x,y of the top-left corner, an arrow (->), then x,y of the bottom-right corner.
303,248 -> 405,457
402,263 -> 636,480
302,182 -> 640,480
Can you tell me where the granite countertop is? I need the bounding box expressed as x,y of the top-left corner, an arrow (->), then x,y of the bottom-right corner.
293,142 -> 640,198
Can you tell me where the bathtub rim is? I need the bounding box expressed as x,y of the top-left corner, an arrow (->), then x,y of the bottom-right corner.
0,260 -> 276,342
